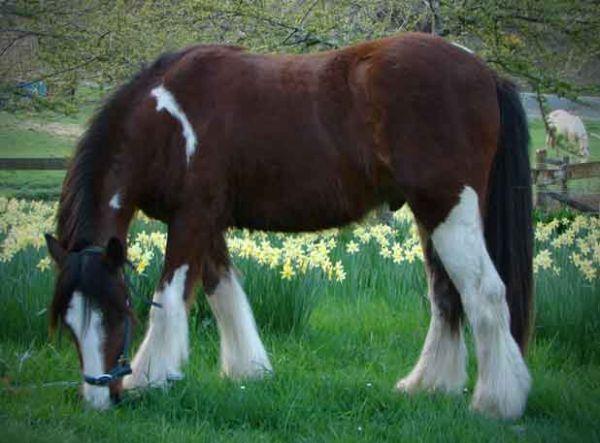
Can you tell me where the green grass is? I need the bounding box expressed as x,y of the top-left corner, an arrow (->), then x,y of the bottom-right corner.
0,225 -> 599,442
0,97 -> 97,199
0,112 -> 75,199
0,111 -> 74,199
0,171 -> 66,200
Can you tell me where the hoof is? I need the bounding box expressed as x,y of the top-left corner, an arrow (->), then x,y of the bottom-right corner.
395,368 -> 466,396
123,370 -> 183,390
470,359 -> 531,419
221,359 -> 273,380
394,375 -> 421,395
470,372 -> 530,420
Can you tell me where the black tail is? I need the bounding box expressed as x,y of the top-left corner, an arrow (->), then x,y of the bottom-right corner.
485,78 -> 534,352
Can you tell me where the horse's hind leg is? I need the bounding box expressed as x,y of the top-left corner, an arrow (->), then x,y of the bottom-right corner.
396,227 -> 467,394
413,186 -> 530,419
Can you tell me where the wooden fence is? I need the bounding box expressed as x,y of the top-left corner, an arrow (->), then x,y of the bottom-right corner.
0,157 -> 69,170
0,154 -> 598,213
532,149 -> 600,213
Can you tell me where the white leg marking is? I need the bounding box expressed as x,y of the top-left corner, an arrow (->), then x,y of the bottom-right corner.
123,265 -> 189,389
207,269 -> 272,379
396,305 -> 467,394
431,186 -> 531,419
65,292 -> 110,410
109,192 -> 121,210
150,84 -> 197,165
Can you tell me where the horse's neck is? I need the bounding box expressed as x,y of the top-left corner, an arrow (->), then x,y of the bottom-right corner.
59,175 -> 135,251
97,205 -> 134,248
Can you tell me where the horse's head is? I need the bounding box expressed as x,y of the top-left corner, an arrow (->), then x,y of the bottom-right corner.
45,235 -> 133,410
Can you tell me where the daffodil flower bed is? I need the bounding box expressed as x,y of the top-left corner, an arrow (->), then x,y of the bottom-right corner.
0,197 -> 598,284
534,214 -> 599,281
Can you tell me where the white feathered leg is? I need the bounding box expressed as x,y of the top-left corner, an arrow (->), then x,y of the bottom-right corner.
207,269 -> 272,378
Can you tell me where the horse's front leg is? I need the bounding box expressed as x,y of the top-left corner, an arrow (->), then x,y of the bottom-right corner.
123,217 -> 200,389
195,229 -> 272,379
206,267 -> 273,379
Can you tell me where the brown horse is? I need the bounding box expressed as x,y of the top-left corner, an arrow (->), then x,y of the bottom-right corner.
45,32 -> 533,418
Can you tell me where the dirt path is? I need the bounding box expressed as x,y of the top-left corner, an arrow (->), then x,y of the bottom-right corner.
18,121 -> 83,139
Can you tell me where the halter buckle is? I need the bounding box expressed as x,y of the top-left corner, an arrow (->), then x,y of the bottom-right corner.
84,373 -> 113,386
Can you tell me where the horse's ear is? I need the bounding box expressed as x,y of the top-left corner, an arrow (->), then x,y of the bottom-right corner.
105,237 -> 125,269
45,234 -> 66,265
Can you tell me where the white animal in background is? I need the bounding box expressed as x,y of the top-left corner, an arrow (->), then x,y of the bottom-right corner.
546,109 -> 590,159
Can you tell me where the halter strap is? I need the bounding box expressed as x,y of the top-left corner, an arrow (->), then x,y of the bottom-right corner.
79,245 -> 106,255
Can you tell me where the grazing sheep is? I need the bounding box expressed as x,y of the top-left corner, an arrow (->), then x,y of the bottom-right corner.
546,109 -> 590,159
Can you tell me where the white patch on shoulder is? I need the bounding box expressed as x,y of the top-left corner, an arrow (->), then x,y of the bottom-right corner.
207,269 -> 272,379
430,186 -> 531,419
150,84 -> 197,165
451,42 -> 474,54
123,264 -> 189,389
65,291 -> 110,410
109,192 -> 121,210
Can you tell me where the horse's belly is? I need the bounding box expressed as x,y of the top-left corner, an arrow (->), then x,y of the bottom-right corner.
231,159 -> 379,232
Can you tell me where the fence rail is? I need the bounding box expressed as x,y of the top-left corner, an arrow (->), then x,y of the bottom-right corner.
0,157 -> 69,170
532,149 -> 600,213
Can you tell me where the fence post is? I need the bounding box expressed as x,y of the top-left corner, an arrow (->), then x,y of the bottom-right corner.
534,149 -> 548,211
560,156 -> 569,199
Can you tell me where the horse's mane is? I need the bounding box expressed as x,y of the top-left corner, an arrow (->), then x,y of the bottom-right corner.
56,49 -> 193,250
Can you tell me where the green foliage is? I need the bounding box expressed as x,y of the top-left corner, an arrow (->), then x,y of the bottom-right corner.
1,0 -> 426,105
533,207 -> 577,226
4,0 -> 597,110
441,0 -> 600,96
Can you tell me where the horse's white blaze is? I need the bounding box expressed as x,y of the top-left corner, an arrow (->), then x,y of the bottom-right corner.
124,264 -> 189,389
207,269 -> 272,378
65,291 -> 110,410
150,84 -> 197,165
109,192 -> 121,210
430,186 -> 531,419
396,305 -> 467,394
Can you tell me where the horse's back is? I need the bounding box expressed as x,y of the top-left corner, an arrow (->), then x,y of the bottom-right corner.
159,39 -> 386,230
365,34 -> 500,195
128,34 -> 500,230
